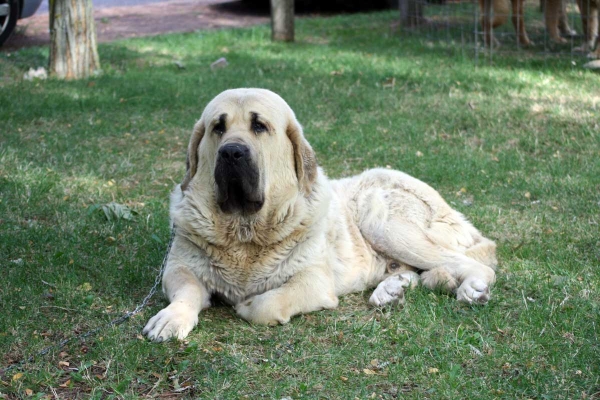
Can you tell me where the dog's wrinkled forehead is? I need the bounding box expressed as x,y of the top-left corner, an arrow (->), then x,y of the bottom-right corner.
202,88 -> 291,129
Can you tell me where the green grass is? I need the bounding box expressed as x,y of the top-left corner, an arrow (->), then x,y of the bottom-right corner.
1,10 -> 599,399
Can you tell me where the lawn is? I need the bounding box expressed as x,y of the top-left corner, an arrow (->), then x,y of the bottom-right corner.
1,9 -> 599,399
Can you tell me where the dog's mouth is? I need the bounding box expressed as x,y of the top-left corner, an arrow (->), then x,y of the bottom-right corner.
214,143 -> 263,215
215,177 -> 264,215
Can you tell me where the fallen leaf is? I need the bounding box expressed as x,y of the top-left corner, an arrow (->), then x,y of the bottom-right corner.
415,151 -> 423,157
79,282 -> 92,292
58,361 -> 70,367
25,388 -> 33,396
363,368 -> 376,375
383,77 -> 396,88
427,368 -> 439,374
12,373 -> 23,381
524,192 -> 531,199
101,202 -> 137,222
59,380 -> 71,387
340,376 -> 348,381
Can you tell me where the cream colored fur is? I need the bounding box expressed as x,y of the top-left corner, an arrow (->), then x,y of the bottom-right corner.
143,89 -> 498,342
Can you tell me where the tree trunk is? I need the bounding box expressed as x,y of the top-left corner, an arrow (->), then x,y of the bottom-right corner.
271,0 -> 294,42
49,0 -> 100,79
399,0 -> 427,28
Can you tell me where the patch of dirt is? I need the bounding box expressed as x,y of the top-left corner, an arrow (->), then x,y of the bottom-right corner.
3,0 -> 270,50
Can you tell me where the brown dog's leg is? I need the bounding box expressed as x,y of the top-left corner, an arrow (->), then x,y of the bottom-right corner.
590,0 -> 600,57
480,0 -> 496,47
481,0 -> 510,47
559,0 -> 577,36
577,0 -> 594,51
546,0 -> 568,42
512,0 -> 533,45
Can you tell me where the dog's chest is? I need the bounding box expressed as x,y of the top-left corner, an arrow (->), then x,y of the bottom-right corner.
198,241 -> 301,304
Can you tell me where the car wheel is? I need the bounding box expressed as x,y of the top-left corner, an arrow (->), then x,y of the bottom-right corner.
0,0 -> 19,46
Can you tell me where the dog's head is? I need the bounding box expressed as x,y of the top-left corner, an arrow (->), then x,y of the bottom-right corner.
181,88 -> 317,217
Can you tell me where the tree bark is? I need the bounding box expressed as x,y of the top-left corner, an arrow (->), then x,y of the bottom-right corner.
271,0 -> 294,42
399,0 -> 427,28
49,0 -> 100,79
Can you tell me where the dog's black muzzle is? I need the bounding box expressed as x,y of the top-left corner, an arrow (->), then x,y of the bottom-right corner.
214,143 -> 264,215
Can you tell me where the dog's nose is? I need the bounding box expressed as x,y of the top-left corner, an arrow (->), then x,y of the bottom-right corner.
218,143 -> 250,163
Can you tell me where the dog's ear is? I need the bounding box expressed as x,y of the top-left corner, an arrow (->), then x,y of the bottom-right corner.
181,118 -> 205,191
287,116 -> 317,195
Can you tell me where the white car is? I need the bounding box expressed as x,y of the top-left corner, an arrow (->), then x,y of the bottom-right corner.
0,0 -> 43,46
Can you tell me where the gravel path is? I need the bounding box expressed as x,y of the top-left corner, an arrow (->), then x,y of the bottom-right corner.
3,0 -> 269,50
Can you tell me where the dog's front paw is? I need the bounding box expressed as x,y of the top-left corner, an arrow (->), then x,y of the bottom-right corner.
456,277 -> 491,304
369,274 -> 413,307
235,292 -> 290,326
143,302 -> 198,342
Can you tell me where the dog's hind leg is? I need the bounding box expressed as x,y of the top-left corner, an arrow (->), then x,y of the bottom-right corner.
362,219 -> 496,304
369,270 -> 420,307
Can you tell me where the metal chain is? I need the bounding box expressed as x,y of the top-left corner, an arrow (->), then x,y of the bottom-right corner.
1,227 -> 175,375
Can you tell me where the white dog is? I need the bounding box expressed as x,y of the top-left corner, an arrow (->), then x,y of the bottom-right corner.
143,89 -> 497,342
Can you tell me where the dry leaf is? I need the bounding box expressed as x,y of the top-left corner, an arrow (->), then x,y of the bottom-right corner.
383,77 -> 396,88
415,151 -> 423,157
370,359 -> 379,367
58,361 -> 70,367
363,368 -> 376,375
340,376 -> 348,381
12,373 -> 23,381
427,368 -> 439,374
79,282 -> 92,292
59,379 -> 71,387
25,389 -> 33,396
524,192 -> 531,199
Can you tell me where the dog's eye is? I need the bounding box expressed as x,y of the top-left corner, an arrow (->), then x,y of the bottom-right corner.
213,122 -> 225,135
252,121 -> 267,134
